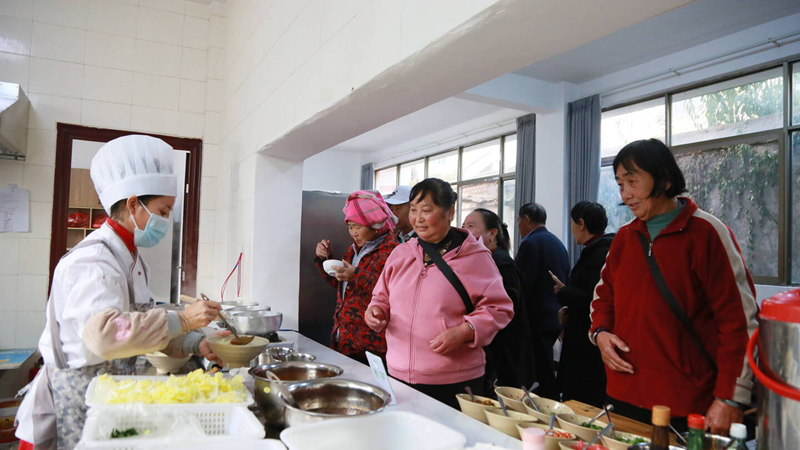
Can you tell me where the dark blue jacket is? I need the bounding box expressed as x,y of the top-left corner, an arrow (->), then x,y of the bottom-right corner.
515,226 -> 570,333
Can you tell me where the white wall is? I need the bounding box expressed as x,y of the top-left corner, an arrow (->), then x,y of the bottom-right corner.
302,150 -> 363,193
0,0 -> 220,349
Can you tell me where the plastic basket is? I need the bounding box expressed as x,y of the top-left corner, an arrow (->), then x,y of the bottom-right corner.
84,375 -> 254,408
79,405 -> 266,449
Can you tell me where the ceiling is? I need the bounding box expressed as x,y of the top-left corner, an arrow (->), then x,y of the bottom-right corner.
326,97 -> 523,154
514,0 -> 800,84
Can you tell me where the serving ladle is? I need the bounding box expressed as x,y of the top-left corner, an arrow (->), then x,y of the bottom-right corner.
199,292 -> 254,345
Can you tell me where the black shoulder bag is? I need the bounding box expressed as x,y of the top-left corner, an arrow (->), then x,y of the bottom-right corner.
637,232 -> 717,373
417,239 -> 474,314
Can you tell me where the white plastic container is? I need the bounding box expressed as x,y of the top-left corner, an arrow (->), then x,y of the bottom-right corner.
78,405 -> 265,449
84,375 -> 254,408
280,411 -> 467,450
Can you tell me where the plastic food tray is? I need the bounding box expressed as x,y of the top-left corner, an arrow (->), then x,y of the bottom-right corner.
84,375 -> 254,408
78,405 -> 267,449
280,411 -> 467,450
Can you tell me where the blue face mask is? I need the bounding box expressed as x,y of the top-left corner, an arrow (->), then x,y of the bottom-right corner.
130,200 -> 170,248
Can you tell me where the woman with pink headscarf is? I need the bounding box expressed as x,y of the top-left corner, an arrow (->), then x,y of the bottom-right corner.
314,190 -> 400,363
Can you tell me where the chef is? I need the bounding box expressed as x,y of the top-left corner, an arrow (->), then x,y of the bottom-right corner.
15,135 -> 223,450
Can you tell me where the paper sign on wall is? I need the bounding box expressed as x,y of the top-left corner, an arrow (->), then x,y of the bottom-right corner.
0,186 -> 29,232
365,351 -> 397,405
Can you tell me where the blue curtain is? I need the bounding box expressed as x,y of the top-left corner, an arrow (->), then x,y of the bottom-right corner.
566,95 -> 601,266
514,113 -> 536,248
360,163 -> 374,191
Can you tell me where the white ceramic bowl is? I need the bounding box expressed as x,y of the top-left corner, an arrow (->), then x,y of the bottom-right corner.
601,431 -> 651,450
523,396 -> 575,423
556,414 -> 608,442
494,386 -> 531,413
484,407 -> 539,437
455,393 -> 500,424
323,259 -> 344,276
145,352 -> 191,375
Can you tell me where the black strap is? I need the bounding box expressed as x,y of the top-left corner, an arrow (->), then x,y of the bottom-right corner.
417,239 -> 474,314
637,233 -> 717,373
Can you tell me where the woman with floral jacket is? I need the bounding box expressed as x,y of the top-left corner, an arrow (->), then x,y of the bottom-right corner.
314,191 -> 399,363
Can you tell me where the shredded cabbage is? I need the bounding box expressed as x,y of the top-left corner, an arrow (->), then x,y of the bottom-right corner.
94,369 -> 247,404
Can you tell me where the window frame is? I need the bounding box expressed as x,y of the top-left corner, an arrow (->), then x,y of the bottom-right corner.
599,57 -> 800,286
373,132 -> 517,232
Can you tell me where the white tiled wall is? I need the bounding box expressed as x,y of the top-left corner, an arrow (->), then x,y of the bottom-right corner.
0,0 -> 222,349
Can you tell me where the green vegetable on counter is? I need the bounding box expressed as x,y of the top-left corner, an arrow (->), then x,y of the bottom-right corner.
110,428 -> 140,439
615,436 -> 648,445
580,422 -> 605,431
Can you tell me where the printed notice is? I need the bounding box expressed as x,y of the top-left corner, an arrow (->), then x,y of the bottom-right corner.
0,187 -> 29,232
365,351 -> 397,405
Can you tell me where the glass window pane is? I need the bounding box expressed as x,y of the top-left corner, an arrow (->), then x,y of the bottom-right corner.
671,68 -> 783,146
676,139 -> 779,279
601,98 -> 666,158
504,135 -> 517,174
793,63 -> 800,126
428,150 -> 459,183
598,165 -> 634,233
792,132 -> 800,282
503,179 -> 516,250
374,167 -> 397,195
460,181 -> 499,225
462,139 -> 500,180
399,159 -> 424,188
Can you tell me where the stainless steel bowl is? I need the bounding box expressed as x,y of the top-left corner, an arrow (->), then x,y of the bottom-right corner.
675,433 -> 732,450
258,346 -> 295,364
220,301 -> 260,309
250,362 -> 343,426
281,379 -> 390,428
225,305 -> 270,313
285,352 -> 316,362
226,310 -> 282,337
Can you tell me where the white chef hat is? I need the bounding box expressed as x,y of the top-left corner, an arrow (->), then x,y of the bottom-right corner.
91,135 -> 177,213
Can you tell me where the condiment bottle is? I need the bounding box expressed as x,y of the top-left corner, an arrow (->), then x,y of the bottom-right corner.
724,423 -> 748,449
522,427 -> 546,450
686,414 -> 705,450
650,405 -> 671,450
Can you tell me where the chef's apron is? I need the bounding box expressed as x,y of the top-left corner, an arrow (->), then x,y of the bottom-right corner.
31,238 -> 149,450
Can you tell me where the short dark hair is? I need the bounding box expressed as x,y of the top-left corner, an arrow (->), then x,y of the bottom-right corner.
473,208 -> 511,252
570,201 -> 608,235
612,139 -> 687,199
109,195 -> 161,221
410,178 -> 457,209
519,202 -> 546,225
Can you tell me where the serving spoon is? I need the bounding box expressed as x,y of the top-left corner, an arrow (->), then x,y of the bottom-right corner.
265,370 -> 298,408
521,385 -> 541,413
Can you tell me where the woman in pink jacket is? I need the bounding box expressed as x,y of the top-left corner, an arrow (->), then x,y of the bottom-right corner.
366,178 -> 514,408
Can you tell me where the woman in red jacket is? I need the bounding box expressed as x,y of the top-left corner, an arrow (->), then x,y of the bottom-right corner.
314,191 -> 399,363
590,139 -> 758,434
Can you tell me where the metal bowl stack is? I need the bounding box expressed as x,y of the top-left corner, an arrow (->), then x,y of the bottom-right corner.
281,379 -> 390,428
220,310 -> 282,337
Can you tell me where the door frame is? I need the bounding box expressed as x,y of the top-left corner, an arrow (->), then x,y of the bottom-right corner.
50,123 -> 203,298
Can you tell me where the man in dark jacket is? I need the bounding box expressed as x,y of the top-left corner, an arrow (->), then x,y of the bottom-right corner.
515,202 -> 570,398
554,201 -> 613,407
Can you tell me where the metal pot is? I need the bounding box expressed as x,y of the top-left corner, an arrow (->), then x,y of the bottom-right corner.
220,301 -> 260,309
258,346 -> 295,364
280,379 -> 390,428
250,362 -> 343,426
226,310 -> 282,337
285,352 -> 316,362
748,288 -> 800,449
225,305 -> 270,313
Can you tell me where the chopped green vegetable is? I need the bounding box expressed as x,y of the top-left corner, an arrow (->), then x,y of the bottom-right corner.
110,428 -> 139,439
615,436 -> 647,445
580,422 -> 605,431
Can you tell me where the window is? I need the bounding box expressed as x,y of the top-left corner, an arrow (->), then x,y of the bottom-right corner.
374,134 -> 517,247
671,68 -> 783,146
375,167 -> 397,196
599,61 -> 799,285
462,139 -> 500,179
600,97 -> 666,158
428,150 -> 458,182
675,138 -> 780,279
399,159 -> 425,187
503,179 -> 516,250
